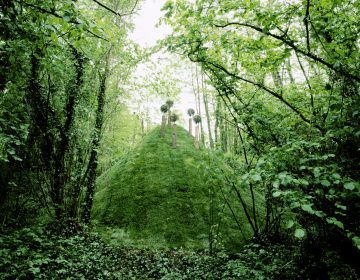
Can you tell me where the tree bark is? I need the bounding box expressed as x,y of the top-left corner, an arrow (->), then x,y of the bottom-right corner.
214,96 -> 221,146
82,51 -> 109,224
188,117 -> 192,135
53,47 -> 84,221
271,69 -> 283,88
195,124 -> 199,149
286,58 -> 295,84
161,114 -> 166,137
168,110 -> 171,126
172,123 -> 177,148
202,73 -> 214,149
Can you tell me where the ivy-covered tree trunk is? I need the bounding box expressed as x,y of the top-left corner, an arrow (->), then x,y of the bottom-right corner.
52,47 -> 84,221
82,59 -> 109,225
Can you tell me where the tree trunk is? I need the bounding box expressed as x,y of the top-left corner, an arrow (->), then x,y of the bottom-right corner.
161,114 -> 166,137
195,124 -> 199,149
286,58 -> 295,84
141,118 -> 145,137
82,52 -> 109,224
201,73 -> 212,147
214,96 -> 221,147
271,69 -> 283,88
189,117 -> 192,135
203,90 -> 214,148
172,123 -> 177,148
221,117 -> 228,152
168,110 -> 171,126
53,47 -> 84,221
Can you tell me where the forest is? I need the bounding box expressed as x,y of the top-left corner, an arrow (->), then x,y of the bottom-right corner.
0,0 -> 359,279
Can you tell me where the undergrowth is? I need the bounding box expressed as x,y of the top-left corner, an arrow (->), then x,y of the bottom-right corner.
0,227 -> 302,280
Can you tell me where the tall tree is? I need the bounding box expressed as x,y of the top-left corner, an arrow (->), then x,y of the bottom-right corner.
170,113 -> 179,149
187,108 -> 195,135
166,99 -> 174,126
201,73 -> 214,149
193,115 -> 202,149
160,104 -> 169,137
0,0 -> 139,229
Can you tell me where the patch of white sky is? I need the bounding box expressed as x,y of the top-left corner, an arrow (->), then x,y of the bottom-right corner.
127,0 -> 199,130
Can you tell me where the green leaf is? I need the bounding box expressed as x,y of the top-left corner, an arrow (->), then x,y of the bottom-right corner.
335,204 -> 346,211
251,173 -> 261,181
313,167 -> 321,178
298,179 -> 309,186
286,220 -> 294,229
294,228 -> 305,238
272,191 -> 282,197
272,180 -> 280,188
351,236 -> 360,250
321,180 -> 330,187
301,204 -> 314,213
344,182 -> 355,190
326,217 -> 344,230
51,32 -> 58,44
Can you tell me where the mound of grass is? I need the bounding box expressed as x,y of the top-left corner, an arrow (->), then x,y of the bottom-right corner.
92,125 -> 261,249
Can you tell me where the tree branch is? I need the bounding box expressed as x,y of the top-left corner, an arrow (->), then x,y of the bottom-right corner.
91,0 -> 138,17
21,2 -> 109,41
203,59 -> 322,131
213,22 -> 360,82
304,0 -> 311,53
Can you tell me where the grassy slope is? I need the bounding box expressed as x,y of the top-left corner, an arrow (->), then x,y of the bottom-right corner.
93,125 -> 262,249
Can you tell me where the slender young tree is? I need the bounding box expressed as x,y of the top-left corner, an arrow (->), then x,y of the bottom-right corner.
187,108 -> 195,135
201,73 -> 214,148
166,100 -> 174,125
160,104 -> 169,137
170,113 -> 179,148
193,115 -> 202,149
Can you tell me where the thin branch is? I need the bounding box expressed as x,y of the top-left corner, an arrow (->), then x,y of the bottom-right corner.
21,2 -> 109,41
213,22 -> 360,82
304,0 -> 311,53
91,0 -> 138,17
295,52 -> 315,114
202,59 -> 322,131
309,21 -> 330,56
218,183 -> 247,241
221,93 -> 259,232
225,175 -> 259,239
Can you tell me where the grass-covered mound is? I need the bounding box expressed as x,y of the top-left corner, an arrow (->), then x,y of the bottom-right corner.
92,125 -> 260,248
93,126 -> 211,247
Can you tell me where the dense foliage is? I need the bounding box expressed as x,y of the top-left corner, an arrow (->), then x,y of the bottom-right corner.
1,0 -> 359,278
2,226 -> 358,279
0,0 -> 138,228
161,0 -> 360,276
